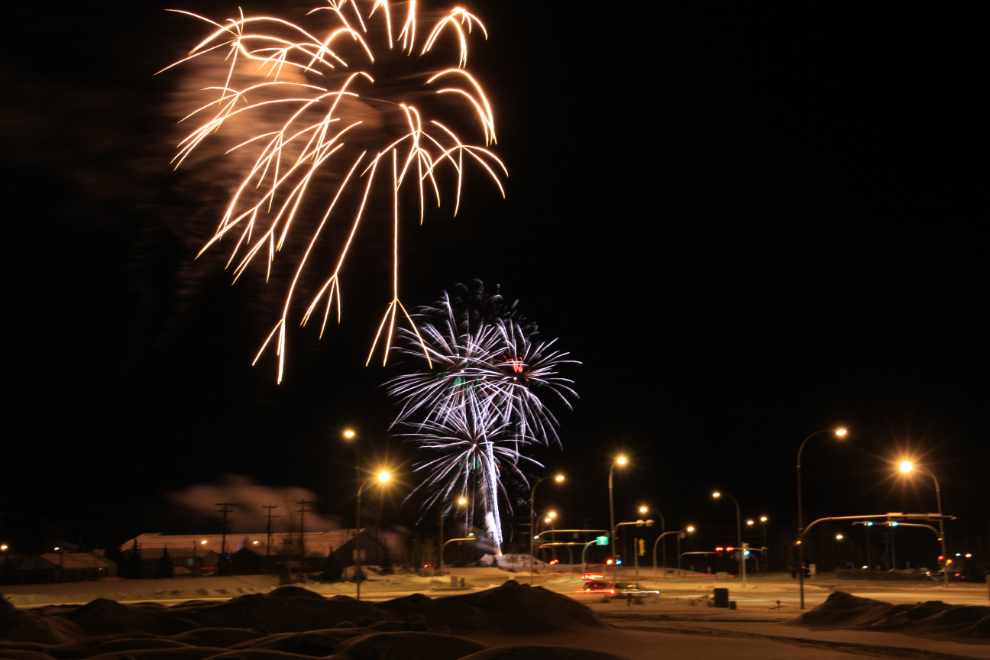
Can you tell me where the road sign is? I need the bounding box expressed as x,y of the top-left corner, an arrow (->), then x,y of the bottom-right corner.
596,536 -> 609,546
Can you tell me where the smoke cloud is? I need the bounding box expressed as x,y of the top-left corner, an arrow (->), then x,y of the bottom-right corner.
167,474 -> 342,533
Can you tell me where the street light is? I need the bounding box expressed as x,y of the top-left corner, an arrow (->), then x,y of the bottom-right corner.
796,427 -> 847,609
758,517 -> 769,571
713,491 -> 746,587
343,428 -> 361,529
355,470 -> 391,601
529,474 -> 564,584
438,494 -> 466,577
897,460 -> 949,587
653,527 -> 694,580
639,506 -> 648,515
609,456 -> 628,583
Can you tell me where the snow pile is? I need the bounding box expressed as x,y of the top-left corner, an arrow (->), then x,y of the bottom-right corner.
0,581 -> 623,660
791,590 -> 989,640
477,554 -> 544,571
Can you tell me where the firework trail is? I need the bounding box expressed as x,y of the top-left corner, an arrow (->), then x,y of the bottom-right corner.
388,283 -> 578,551
400,394 -> 541,553
161,1 -> 506,382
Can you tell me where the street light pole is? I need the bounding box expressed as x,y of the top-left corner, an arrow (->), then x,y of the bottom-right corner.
439,496 -> 467,578
900,462 -> 949,588
653,527 -> 693,580
796,428 -> 847,609
609,456 -> 627,584
759,517 -> 768,572
355,472 -> 390,601
529,475 -> 563,585
713,491 -> 745,587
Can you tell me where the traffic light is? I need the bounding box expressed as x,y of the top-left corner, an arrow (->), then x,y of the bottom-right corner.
638,539 -> 645,556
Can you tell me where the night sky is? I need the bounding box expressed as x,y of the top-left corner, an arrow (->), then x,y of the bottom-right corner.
3,2 -> 986,570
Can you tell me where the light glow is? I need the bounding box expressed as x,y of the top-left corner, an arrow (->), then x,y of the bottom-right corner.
899,461 -> 913,473
378,471 -> 391,483
616,456 -> 627,465
835,428 -> 848,437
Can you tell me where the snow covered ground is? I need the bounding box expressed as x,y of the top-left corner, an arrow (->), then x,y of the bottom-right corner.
2,570 -> 987,659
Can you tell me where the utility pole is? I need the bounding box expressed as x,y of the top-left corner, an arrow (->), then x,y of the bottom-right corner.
297,500 -> 315,568
263,504 -> 278,565
215,502 -> 237,576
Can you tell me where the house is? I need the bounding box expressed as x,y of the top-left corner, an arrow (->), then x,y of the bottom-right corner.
15,552 -> 117,582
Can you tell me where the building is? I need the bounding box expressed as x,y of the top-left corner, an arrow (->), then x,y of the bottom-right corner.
15,552 -> 117,583
121,529 -> 403,573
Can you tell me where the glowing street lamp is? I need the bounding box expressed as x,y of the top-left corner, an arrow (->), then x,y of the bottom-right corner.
897,460 -> 949,587
713,491 -> 746,587
758,516 -> 769,571
796,427 -> 848,608
439,494 -> 467,577
355,470 -> 391,601
529,474 -> 564,584
639,506 -> 649,515
653,526 -> 694,580
609,456 -> 628,583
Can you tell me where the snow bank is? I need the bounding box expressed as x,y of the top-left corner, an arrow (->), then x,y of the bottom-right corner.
791,590 -> 989,640
0,581 -> 614,660
461,646 -> 626,660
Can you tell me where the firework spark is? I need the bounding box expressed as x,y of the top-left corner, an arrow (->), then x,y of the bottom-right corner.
388,283 -> 579,551
161,1 -> 506,381
401,397 -> 540,552
388,285 -> 580,446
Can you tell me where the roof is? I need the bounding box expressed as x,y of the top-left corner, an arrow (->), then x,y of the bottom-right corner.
122,529 -> 402,557
17,553 -> 117,571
